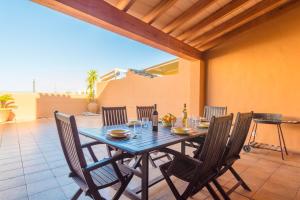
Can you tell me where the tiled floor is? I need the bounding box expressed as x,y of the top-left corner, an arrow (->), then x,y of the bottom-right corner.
1,116 -> 300,200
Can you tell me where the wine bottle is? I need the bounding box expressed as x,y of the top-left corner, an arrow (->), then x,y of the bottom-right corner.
182,103 -> 188,128
152,104 -> 158,132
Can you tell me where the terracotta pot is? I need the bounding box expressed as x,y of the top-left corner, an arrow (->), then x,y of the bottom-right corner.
0,109 -> 11,123
87,102 -> 98,113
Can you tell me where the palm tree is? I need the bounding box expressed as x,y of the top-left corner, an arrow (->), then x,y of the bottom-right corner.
0,94 -> 16,109
86,70 -> 98,102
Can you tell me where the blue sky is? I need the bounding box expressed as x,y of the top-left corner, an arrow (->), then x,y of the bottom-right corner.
0,0 -> 176,92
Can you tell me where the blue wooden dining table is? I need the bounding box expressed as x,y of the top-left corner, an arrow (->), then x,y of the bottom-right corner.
79,124 -> 207,200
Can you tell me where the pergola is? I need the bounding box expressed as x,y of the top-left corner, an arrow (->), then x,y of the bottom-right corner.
32,0 -> 297,60
5,1 -> 299,200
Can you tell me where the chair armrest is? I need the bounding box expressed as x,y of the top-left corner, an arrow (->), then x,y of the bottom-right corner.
160,148 -> 202,166
81,141 -> 104,148
84,152 -> 133,172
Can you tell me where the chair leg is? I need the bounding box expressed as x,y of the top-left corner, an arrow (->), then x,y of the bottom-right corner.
181,141 -> 186,155
87,146 -> 98,162
182,183 -> 196,200
91,191 -> 105,200
206,183 -> 220,200
149,155 -> 157,168
189,141 -> 197,148
212,179 -> 230,200
112,175 -> 133,200
133,155 -> 142,169
71,189 -> 82,200
160,167 -> 182,200
229,167 -> 251,191
193,144 -> 204,158
190,182 -> 204,197
166,153 -> 172,161
106,145 -> 113,157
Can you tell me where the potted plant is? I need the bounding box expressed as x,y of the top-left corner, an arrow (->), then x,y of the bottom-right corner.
0,94 -> 17,123
86,70 -> 99,113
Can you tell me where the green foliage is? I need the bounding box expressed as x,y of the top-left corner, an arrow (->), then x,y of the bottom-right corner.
86,70 -> 98,102
0,94 -> 17,109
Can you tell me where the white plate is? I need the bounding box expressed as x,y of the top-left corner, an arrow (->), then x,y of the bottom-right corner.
107,129 -> 130,138
171,127 -> 192,135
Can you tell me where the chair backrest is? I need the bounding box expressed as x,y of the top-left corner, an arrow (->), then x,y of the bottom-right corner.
136,106 -> 154,121
54,111 -> 88,184
203,106 -> 227,121
102,106 -> 128,126
197,114 -> 233,175
224,112 -> 253,165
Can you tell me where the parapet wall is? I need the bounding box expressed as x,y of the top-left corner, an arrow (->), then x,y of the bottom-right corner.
6,92 -> 87,121
96,58 -> 203,119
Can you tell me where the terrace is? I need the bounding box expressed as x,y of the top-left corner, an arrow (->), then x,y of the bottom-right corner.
1,117 -> 300,200
1,0 -> 300,200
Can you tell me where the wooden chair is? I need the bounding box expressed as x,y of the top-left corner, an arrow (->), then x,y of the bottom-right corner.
102,106 -> 128,126
54,111 -> 133,200
185,105 -> 228,152
136,106 -> 172,168
204,106 -> 227,121
159,114 -> 233,200
136,106 -> 154,121
102,106 -> 129,157
203,112 -> 253,200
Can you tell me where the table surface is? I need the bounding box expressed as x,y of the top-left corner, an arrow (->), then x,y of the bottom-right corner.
79,124 -> 207,155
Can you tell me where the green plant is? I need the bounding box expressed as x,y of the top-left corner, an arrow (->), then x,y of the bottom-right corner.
0,94 -> 16,109
86,70 -> 98,102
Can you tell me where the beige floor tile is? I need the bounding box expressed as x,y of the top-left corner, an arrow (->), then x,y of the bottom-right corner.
240,166 -> 273,180
294,190 -> 300,200
262,180 -> 298,199
254,188 -> 293,200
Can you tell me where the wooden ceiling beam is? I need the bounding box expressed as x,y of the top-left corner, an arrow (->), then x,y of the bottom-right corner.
32,0 -> 202,60
143,0 -> 178,25
192,0 -> 291,48
176,0 -> 249,41
162,0 -> 216,34
198,0 -> 299,52
116,0 -> 136,12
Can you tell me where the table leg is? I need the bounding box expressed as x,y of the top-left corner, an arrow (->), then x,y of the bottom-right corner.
141,153 -> 149,200
181,141 -> 186,155
277,124 -> 284,160
278,124 -> 288,155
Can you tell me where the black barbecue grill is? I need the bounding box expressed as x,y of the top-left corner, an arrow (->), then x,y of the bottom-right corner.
243,113 -> 300,160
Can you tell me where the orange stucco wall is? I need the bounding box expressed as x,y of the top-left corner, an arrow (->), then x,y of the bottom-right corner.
8,93 -> 87,121
97,59 -> 204,119
206,5 -> 300,152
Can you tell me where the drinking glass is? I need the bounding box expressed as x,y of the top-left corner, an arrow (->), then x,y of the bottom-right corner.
171,118 -> 176,128
141,117 -> 149,128
190,116 -> 200,129
176,117 -> 183,127
134,120 -> 142,134
194,116 -> 200,128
